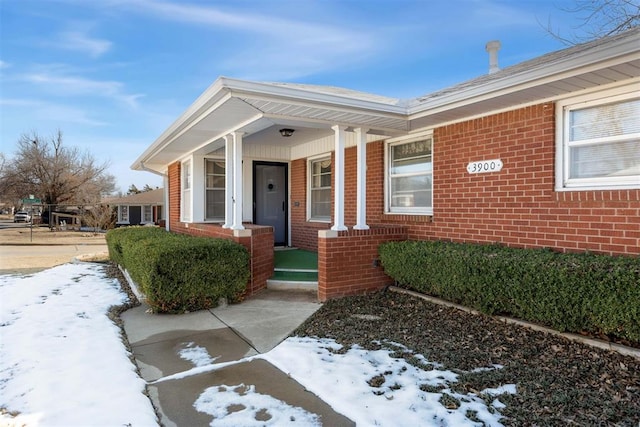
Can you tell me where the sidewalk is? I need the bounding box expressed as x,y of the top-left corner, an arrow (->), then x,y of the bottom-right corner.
121,290 -> 355,426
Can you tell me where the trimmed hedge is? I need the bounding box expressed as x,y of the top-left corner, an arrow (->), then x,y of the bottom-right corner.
106,227 -> 250,313
379,240 -> 640,344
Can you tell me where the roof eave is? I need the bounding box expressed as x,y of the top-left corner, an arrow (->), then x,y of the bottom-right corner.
407,30 -> 640,119
131,77 -> 232,170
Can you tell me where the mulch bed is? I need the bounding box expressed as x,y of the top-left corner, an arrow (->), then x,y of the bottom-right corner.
293,289 -> 640,426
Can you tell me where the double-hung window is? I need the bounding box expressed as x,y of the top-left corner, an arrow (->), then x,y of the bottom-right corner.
205,159 -> 225,220
119,205 -> 129,223
181,160 -> 191,221
556,89 -> 640,190
143,205 -> 152,223
308,156 -> 331,221
387,138 -> 433,214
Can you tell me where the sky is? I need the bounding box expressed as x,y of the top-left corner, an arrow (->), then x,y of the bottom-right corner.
1,262 -> 516,426
0,0 -> 584,194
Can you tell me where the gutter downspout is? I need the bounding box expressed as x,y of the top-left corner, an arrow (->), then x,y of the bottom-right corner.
139,162 -> 170,231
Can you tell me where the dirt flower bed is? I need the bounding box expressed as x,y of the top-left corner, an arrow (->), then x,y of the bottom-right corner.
294,290 -> 640,426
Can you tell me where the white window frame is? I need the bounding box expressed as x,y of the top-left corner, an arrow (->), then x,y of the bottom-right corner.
385,133 -> 434,215
181,160 -> 192,221
307,154 -> 332,222
555,86 -> 640,191
143,205 -> 152,223
118,205 -> 129,223
204,158 -> 225,221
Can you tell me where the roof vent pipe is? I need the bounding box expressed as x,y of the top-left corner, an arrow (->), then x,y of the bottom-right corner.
485,40 -> 501,74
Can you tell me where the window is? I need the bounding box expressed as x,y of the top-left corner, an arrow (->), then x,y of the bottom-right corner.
308,157 -> 331,221
557,90 -> 640,190
205,159 -> 225,220
181,160 -> 191,221
143,205 -> 152,223
387,138 -> 433,214
119,205 -> 129,223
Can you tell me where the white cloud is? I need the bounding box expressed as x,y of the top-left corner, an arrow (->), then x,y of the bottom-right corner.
56,30 -> 112,58
22,73 -> 143,108
0,60 -> 10,69
468,0 -> 536,28
0,98 -> 108,127
110,0 -> 381,80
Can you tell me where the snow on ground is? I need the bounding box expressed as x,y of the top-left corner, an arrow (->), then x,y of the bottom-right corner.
195,384 -> 322,426
262,338 -> 514,426
0,263 -> 157,426
1,263 -> 515,427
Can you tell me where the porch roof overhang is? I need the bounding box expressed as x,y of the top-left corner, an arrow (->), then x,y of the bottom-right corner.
133,27 -> 640,174
132,78 -> 409,173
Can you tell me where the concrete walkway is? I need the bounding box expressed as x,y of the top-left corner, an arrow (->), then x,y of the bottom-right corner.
121,290 -> 355,426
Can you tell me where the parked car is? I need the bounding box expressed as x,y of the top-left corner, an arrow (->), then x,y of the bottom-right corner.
13,211 -> 32,223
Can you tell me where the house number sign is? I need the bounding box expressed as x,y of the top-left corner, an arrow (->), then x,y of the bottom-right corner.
467,159 -> 503,174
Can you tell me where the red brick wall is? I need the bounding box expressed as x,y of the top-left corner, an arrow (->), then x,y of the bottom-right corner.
166,161 -> 274,296
290,158 -> 330,251
168,161 -> 181,230
425,102 -> 639,256
318,226 -> 408,301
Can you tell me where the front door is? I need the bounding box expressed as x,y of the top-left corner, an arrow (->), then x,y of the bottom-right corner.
129,206 -> 142,225
253,162 -> 288,246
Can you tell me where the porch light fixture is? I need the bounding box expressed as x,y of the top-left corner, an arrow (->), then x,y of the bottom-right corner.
279,128 -> 295,137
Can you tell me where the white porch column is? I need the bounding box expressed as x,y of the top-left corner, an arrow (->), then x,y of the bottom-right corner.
331,125 -> 348,231
191,154 -> 205,222
231,131 -> 245,230
222,135 -> 233,228
353,127 -> 369,230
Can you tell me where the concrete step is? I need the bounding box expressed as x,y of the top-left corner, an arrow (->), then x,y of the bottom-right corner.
271,269 -> 318,282
266,279 -> 318,291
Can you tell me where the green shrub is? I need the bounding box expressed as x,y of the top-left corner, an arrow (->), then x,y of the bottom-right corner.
106,227 -> 250,313
379,240 -> 640,343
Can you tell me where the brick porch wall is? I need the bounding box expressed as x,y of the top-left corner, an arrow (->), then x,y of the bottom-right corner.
317,226 -> 408,301
167,162 -> 274,296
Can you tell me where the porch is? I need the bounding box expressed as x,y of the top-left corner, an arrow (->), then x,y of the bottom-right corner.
168,218 -> 408,301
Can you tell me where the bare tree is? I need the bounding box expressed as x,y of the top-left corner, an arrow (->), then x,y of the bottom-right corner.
83,204 -> 116,234
544,0 -> 640,45
0,130 -> 116,207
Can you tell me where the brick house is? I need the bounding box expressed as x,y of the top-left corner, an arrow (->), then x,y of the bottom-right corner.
133,28 -> 639,301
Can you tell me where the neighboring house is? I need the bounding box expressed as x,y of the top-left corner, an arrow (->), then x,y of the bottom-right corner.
107,189 -> 165,227
133,28 -> 640,301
